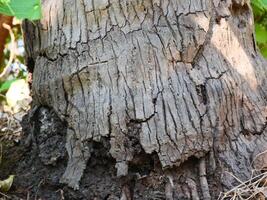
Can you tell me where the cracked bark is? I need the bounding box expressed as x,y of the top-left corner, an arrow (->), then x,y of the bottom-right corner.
21,0 -> 267,199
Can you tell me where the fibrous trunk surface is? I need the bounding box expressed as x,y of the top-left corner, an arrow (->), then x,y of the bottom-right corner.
19,0 -> 267,199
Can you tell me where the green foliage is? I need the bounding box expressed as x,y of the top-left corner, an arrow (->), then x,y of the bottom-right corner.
0,79 -> 16,93
0,0 -> 41,20
251,0 -> 267,57
252,0 -> 267,14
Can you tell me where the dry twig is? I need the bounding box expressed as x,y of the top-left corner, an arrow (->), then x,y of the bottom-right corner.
219,171 -> 267,200
0,23 -> 16,81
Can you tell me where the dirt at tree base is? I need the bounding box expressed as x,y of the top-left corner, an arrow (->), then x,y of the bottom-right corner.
0,106 -> 227,200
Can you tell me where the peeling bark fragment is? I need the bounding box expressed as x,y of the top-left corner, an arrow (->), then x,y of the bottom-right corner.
60,128 -> 92,190
186,178 -> 200,200
199,157 -> 211,200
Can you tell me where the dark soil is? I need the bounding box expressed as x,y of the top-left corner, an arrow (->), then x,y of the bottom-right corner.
0,106 -> 223,200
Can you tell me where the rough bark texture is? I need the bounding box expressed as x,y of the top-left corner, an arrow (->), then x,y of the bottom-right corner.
18,0 -> 267,199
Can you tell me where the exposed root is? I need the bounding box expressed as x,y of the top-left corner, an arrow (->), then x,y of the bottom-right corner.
165,181 -> 174,200
186,178 -> 200,200
199,157 -> 211,200
120,184 -> 132,200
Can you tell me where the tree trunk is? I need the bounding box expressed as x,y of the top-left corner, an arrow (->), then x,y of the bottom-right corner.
18,0 -> 267,199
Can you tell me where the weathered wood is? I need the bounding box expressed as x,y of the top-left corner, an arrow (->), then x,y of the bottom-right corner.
22,0 -> 267,198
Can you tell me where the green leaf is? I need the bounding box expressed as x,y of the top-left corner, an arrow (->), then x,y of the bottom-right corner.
262,0 -> 267,7
261,47 -> 267,57
0,0 -> 41,20
0,175 -> 14,192
0,79 -> 17,93
255,24 -> 267,44
252,0 -> 267,18
252,0 -> 267,10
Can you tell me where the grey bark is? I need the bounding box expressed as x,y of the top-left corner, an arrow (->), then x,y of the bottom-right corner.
21,0 -> 267,199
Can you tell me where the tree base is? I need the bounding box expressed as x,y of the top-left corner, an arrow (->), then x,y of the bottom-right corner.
2,106 -> 258,200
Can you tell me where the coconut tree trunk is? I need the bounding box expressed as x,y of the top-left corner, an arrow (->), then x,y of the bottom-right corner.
21,0 -> 267,199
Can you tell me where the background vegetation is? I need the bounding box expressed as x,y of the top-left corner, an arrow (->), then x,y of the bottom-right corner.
252,0 -> 267,57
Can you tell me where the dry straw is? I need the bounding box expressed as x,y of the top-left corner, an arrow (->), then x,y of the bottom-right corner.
219,150 -> 267,200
